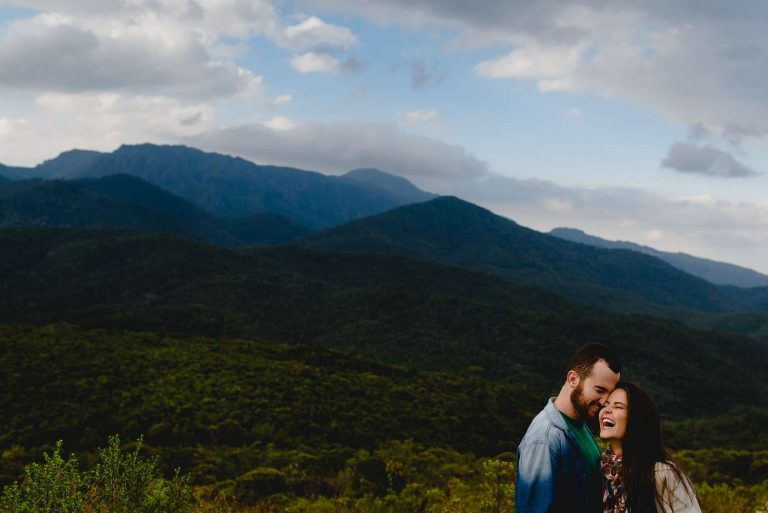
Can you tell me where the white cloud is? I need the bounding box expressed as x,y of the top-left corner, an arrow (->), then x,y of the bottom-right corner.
289,51 -> 341,73
280,15 -> 357,50
401,109 -> 440,124
273,94 -> 293,105
476,42 -> 586,83
0,92 -> 215,166
566,108 -> 583,117
264,116 -> 296,131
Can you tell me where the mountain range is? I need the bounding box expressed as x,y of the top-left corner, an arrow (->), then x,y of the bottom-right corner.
0,144 -> 435,229
551,227 -> 768,288
3,144 -> 768,317
298,196 -> 768,313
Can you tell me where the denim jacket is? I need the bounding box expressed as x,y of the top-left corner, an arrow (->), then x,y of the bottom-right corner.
515,398 -> 591,513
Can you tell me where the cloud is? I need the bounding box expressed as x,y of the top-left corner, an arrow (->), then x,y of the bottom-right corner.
289,51 -> 341,73
0,1 -> 357,98
5,0 -> 282,39
273,94 -> 293,105
0,91 -> 215,166
476,42 -> 585,84
566,108 -> 583,117
279,15 -> 357,50
264,116 -> 296,131
401,109 -> 440,124
186,121 -> 488,179
0,14 -> 263,100
661,143 -> 760,178
304,0 -> 768,145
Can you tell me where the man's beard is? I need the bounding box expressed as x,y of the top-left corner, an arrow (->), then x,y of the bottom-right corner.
570,381 -> 601,430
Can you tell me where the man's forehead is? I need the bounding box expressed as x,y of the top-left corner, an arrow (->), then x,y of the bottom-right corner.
586,359 -> 620,383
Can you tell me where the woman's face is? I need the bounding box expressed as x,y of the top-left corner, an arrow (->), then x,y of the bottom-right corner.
599,388 -> 628,441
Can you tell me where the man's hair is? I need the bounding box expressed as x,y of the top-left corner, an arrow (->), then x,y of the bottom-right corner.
568,342 -> 621,378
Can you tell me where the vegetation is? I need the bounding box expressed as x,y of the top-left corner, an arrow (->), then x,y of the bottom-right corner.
0,175 -> 310,246
2,435 -> 766,512
1,228 -> 767,421
0,436 -> 225,513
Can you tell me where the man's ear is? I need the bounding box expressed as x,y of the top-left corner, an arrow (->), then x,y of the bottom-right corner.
566,370 -> 580,389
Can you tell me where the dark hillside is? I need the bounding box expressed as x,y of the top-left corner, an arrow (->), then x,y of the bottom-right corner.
300,196 -> 739,313
0,227 -> 765,418
0,175 -> 309,246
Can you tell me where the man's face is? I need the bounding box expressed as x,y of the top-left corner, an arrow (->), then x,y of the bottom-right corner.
569,359 -> 620,421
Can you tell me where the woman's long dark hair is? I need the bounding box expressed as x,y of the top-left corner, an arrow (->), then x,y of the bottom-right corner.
615,381 -> 697,512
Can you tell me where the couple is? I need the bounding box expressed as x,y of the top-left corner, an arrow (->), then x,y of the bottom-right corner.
515,343 -> 701,513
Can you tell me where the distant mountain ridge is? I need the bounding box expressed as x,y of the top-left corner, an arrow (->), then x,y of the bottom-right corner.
0,174 -> 309,246
2,144 -> 435,229
550,227 -> 768,288
340,168 -> 437,203
299,196 -> 768,313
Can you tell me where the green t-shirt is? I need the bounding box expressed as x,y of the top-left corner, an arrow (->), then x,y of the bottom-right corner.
561,412 -> 602,513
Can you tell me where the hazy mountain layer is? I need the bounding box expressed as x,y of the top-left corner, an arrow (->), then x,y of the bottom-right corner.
551,227 -> 768,288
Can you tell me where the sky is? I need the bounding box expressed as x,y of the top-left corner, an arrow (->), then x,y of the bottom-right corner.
1,0 -> 768,273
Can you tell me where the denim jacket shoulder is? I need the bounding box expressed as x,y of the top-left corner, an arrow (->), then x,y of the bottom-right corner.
515,398 -> 590,513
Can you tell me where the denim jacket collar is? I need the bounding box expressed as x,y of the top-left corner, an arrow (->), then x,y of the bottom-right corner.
544,397 -> 581,447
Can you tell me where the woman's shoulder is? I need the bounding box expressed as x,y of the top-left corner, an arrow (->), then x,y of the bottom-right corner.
654,461 -> 690,489
654,461 -> 701,513
654,461 -> 677,475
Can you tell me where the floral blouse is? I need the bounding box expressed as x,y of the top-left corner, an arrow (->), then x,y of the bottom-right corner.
601,446 -> 627,513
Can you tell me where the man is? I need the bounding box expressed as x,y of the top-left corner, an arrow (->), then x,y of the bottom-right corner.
515,343 -> 621,513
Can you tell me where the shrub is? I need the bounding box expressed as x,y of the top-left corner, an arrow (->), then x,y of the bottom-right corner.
0,435 -> 226,513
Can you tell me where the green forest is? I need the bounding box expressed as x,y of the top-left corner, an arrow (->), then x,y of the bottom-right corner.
1,324 -> 767,512
1,206 -> 768,511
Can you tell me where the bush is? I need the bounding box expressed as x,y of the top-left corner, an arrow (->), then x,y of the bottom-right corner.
0,435 -> 226,513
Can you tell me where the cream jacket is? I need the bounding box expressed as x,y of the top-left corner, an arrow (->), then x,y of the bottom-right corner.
654,462 -> 702,513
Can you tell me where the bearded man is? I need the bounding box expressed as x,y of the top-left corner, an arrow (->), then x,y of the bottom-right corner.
515,343 -> 621,513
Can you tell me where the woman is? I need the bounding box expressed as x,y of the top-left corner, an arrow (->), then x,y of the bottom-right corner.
598,381 -> 701,513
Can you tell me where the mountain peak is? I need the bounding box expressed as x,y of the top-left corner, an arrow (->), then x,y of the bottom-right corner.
340,168 -> 436,203
35,149 -> 105,178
